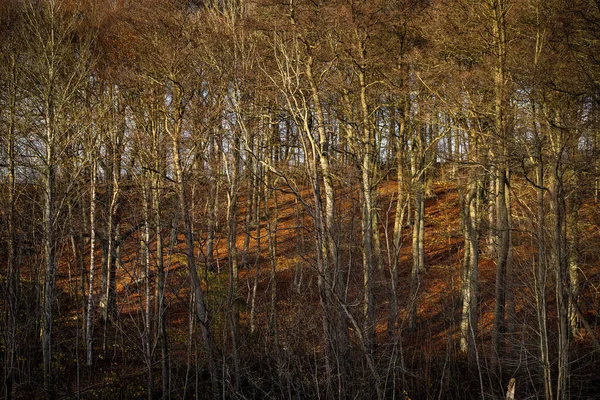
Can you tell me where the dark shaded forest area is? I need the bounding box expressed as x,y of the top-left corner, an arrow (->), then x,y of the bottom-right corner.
1,0 -> 600,398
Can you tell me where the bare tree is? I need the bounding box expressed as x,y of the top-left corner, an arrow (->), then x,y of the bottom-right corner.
20,2 -> 94,395
0,5 -> 22,397
488,0 -> 512,365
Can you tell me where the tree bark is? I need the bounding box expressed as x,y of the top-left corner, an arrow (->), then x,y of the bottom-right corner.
42,96 -> 56,400
4,53 -> 19,400
357,63 -> 377,352
536,156 -> 553,400
305,52 -> 350,389
409,123 -> 426,329
460,179 -> 479,360
167,83 -> 217,398
490,0 -> 511,366
225,129 -> 241,390
388,103 -> 408,339
85,160 -> 97,367
553,164 -> 569,400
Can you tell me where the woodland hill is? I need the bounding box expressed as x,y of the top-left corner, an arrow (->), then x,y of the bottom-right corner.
1,1 -> 600,399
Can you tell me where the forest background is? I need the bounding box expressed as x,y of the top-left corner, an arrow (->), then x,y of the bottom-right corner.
1,0 -> 600,399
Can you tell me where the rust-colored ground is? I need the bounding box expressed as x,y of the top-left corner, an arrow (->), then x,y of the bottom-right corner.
42,177 -> 600,397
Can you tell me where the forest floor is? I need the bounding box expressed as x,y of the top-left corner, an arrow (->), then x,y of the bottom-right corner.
35,178 -> 600,398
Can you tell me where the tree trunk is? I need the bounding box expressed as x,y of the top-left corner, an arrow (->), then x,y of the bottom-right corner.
167,89 -> 217,398
100,171 -> 119,325
492,168 -> 510,363
567,194 -> 581,338
249,149 -> 263,335
490,0 -> 511,368
152,141 -> 170,399
225,131 -> 241,390
460,180 -> 479,360
388,105 -> 408,339
553,165 -> 570,400
529,16 -> 553,398
265,177 -> 279,347
306,53 -> 349,390
141,185 -> 154,400
358,65 -> 377,353
536,162 -> 553,399
86,161 -> 97,367
206,137 -> 219,271
42,99 -> 57,400
249,192 -> 262,335
4,54 -> 19,400
409,124 -> 426,329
